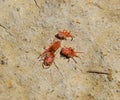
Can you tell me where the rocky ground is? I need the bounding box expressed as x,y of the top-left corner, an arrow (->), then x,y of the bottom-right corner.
0,0 -> 120,100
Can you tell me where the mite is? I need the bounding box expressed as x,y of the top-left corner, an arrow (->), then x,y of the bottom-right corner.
42,52 -> 63,78
56,30 -> 75,40
60,47 -> 83,63
40,40 -> 61,58
42,52 -> 55,68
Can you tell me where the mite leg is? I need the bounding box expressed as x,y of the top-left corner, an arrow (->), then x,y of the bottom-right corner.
67,58 -> 70,62
67,58 -> 83,72
67,57 -> 77,64
72,57 -> 77,63
71,37 -> 74,41
54,62 -> 64,79
33,57 -> 43,66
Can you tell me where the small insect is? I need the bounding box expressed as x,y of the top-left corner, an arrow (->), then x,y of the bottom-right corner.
40,40 -> 61,58
42,52 -> 55,68
56,30 -> 75,40
60,47 -> 83,63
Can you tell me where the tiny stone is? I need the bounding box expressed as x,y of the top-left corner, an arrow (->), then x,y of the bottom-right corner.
1,60 -> 5,65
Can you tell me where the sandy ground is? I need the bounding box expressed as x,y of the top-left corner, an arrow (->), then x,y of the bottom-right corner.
0,0 -> 120,100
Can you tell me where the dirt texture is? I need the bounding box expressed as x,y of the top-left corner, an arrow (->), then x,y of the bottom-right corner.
0,0 -> 120,100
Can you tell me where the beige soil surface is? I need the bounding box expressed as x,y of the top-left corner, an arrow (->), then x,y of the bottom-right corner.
0,0 -> 120,100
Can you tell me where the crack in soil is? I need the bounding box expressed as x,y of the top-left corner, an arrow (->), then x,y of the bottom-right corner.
34,0 -> 40,9
0,23 -> 13,36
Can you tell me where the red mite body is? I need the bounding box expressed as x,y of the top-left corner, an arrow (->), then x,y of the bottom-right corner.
60,47 -> 83,58
56,30 -> 75,40
43,52 -> 55,67
40,40 -> 61,57
39,40 -> 61,68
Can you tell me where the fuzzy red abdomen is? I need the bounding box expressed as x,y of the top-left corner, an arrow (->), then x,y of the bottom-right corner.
44,57 -> 54,66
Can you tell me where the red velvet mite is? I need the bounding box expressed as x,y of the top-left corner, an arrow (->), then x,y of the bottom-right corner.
60,47 -> 83,63
56,30 -> 75,40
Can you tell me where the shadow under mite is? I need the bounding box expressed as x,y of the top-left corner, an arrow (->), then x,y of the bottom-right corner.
55,34 -> 73,41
